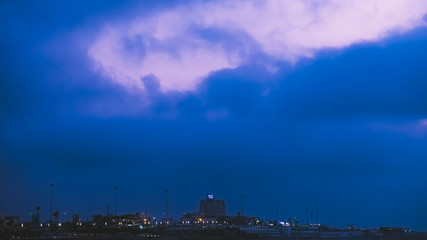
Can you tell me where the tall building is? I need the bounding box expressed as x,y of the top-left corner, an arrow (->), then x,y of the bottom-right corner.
199,194 -> 225,217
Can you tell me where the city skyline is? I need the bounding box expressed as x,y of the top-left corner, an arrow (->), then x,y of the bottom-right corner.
5,187 -> 313,224
2,189 -> 332,229
1,0 -> 427,232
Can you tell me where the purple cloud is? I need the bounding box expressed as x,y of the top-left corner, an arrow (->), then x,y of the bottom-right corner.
87,0 -> 427,93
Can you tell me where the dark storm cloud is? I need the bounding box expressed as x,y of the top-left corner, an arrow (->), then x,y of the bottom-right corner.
270,34 -> 427,120
170,28 -> 427,121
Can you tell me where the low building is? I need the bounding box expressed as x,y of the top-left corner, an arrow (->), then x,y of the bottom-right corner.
4,216 -> 20,228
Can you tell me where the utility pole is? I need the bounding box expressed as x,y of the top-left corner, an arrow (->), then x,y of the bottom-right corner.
305,208 -> 309,225
241,194 -> 244,216
316,201 -> 319,225
276,198 -> 279,223
114,187 -> 118,216
165,190 -> 168,226
50,184 -> 54,225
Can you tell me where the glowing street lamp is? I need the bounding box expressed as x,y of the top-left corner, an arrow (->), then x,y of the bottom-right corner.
50,184 -> 54,224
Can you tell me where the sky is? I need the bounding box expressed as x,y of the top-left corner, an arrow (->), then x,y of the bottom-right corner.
1,0 -> 427,230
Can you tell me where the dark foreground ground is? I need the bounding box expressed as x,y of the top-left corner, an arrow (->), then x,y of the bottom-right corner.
2,235 -> 427,240
2,228 -> 427,240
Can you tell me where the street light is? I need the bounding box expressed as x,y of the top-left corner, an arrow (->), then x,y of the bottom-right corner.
165,190 -> 168,225
241,194 -> 244,216
114,187 -> 118,216
50,184 -> 54,225
305,208 -> 309,225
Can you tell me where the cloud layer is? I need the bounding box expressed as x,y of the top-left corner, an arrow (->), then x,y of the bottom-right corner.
2,0 -> 427,229
88,0 -> 427,93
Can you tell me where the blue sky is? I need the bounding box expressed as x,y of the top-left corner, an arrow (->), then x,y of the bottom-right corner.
1,0 -> 427,230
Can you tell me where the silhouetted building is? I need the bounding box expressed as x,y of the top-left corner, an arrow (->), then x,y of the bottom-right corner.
229,212 -> 248,226
179,213 -> 197,225
199,194 -> 225,217
112,213 -> 147,227
4,216 -> 20,228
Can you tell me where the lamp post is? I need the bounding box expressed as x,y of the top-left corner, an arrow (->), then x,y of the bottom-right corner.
165,190 -> 168,226
316,201 -> 319,225
305,208 -> 309,225
50,184 -> 54,225
241,194 -> 244,216
114,187 -> 118,216
276,198 -> 279,223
